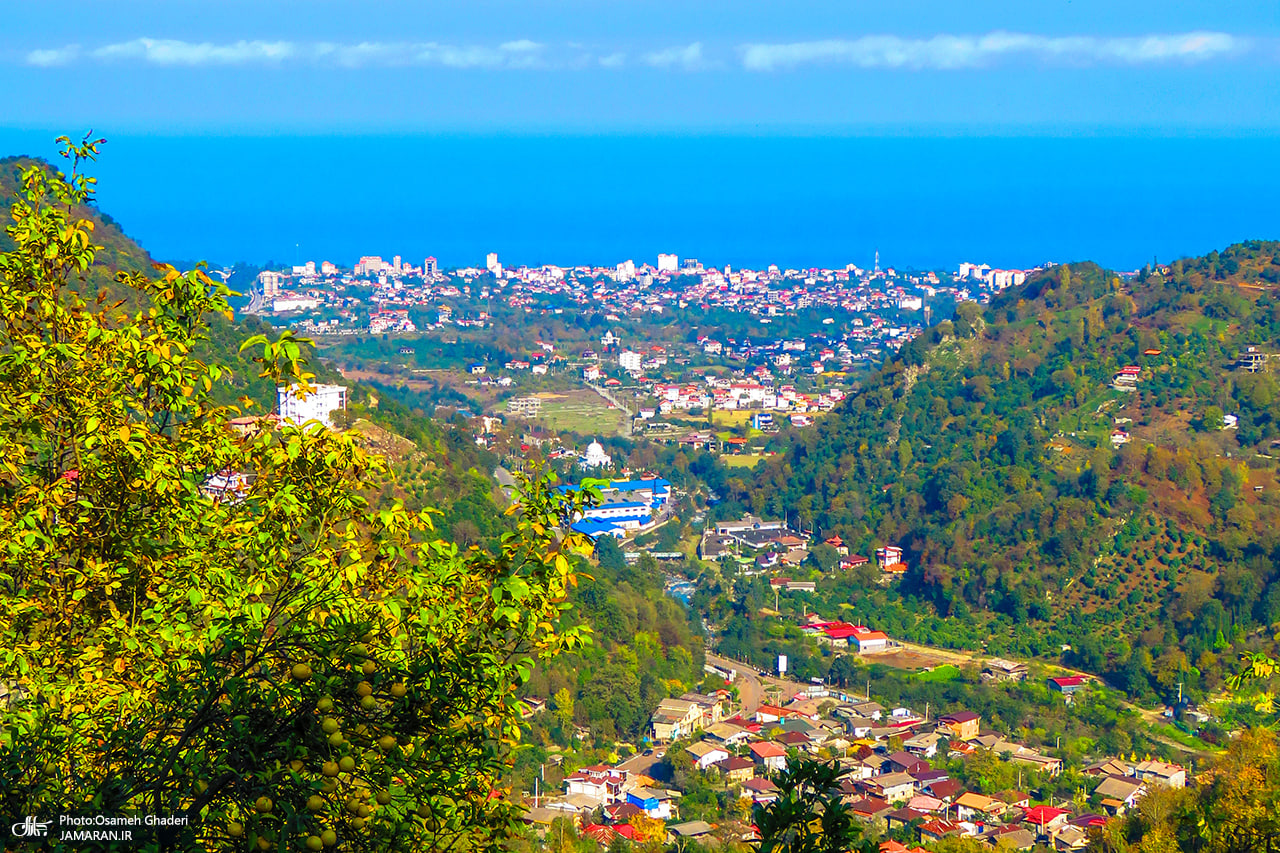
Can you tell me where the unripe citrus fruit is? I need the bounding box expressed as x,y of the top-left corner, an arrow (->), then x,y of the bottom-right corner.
321,717 -> 340,734
306,836 -> 323,851
378,735 -> 397,751
361,660 -> 377,675
322,761 -> 340,777
356,682 -> 372,697
390,683 -> 407,698
376,790 -> 391,805
361,695 -> 377,710
255,796 -> 273,814
257,837 -> 272,851
338,756 -> 356,773
307,795 -> 325,812
228,822 -> 244,838
321,830 -> 337,847
358,804 -> 371,818
328,732 -> 344,747
351,818 -> 366,830
317,697 -> 333,712
291,663 -> 312,681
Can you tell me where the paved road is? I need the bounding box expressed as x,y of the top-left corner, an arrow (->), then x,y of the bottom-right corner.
617,747 -> 671,782
706,653 -> 763,715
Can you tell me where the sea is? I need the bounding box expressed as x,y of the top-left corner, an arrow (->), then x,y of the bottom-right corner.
1,130 -> 1277,273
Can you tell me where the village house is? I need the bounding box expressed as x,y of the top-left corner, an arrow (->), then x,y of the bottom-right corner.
936,711 -> 981,741
749,741 -> 789,772
1134,760 -> 1186,789
715,756 -> 756,783
685,741 -> 729,770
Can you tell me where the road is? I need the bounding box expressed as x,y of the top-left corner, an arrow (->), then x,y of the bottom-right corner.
707,653 -> 762,715
586,383 -> 633,437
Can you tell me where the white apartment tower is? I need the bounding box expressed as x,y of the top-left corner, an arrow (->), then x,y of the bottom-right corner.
278,384 -> 348,428
619,350 -> 643,373
657,253 -> 679,273
257,270 -> 284,299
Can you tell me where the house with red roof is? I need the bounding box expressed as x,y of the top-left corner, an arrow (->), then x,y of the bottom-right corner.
1048,676 -> 1089,695
749,741 -> 789,772
1022,805 -> 1070,833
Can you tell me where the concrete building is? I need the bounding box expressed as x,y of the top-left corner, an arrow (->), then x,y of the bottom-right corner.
657,253 -> 679,273
278,384 -> 347,427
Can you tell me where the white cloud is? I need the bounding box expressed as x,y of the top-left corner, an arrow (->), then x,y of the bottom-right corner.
740,31 -> 1245,71
643,42 -> 708,70
26,45 -> 80,67
92,38 -> 296,65
598,52 -> 627,69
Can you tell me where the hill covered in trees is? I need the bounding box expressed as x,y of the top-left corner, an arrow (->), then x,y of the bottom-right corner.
748,242 -> 1280,704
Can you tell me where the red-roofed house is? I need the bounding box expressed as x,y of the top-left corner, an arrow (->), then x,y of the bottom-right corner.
749,741 -> 789,772
1048,676 -> 1089,696
1023,805 -> 1070,833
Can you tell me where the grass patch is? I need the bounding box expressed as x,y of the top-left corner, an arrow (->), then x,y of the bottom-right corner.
536,394 -> 625,436
914,664 -> 961,682
724,454 -> 765,469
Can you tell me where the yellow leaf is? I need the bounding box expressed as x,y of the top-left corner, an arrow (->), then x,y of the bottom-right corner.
112,658 -> 127,674
118,426 -> 131,442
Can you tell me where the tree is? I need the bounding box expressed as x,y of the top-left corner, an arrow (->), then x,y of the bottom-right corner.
0,137 -> 593,851
753,759 -> 873,853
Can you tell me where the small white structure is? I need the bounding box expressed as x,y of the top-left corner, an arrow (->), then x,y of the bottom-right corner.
582,439 -> 612,469
278,384 -> 348,427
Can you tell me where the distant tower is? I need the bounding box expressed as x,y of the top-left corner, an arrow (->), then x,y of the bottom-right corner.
874,250 -> 881,275
923,304 -> 932,327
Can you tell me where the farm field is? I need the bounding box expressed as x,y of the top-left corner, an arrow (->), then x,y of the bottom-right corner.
723,454 -> 766,469
533,390 -> 627,436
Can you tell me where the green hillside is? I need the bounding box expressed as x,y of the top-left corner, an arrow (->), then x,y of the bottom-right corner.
752,242 -> 1280,704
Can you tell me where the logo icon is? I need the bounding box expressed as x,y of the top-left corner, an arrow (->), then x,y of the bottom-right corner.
11,817 -> 51,837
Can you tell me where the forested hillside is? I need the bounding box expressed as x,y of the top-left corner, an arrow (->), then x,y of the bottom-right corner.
750,242 -> 1280,703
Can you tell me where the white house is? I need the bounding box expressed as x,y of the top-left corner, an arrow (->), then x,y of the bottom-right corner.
685,741 -> 730,771
278,384 -> 347,427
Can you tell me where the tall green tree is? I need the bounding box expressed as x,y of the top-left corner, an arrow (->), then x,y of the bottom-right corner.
0,136 -> 592,851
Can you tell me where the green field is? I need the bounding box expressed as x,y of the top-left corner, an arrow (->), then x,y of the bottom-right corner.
535,392 -> 626,436
913,664 -> 962,682
724,453 -> 765,469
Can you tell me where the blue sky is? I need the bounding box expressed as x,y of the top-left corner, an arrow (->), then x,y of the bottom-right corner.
2,0 -> 1278,132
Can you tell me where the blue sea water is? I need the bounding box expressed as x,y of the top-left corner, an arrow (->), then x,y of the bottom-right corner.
1,130 -> 1277,272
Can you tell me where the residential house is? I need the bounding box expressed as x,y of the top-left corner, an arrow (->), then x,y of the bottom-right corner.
704,721 -> 754,745
919,819 -> 964,842
1053,826 -> 1090,851
936,711 -> 981,741
563,766 -> 626,805
885,807 -> 932,833
1047,676 -> 1089,696
749,741 -> 789,772
903,731 -> 942,758
625,787 -> 674,820
954,792 -> 1005,821
847,797 -> 894,824
1022,806 -> 1070,835
666,821 -> 714,843
1093,776 -> 1144,814
866,772 -> 916,803
886,752 -> 930,775
1134,760 -> 1186,789
741,777 -> 780,805
1010,751 -> 1063,777
716,756 -> 755,783
685,741 -> 730,771
982,659 -> 1029,683
650,698 -> 704,741
984,826 -> 1036,850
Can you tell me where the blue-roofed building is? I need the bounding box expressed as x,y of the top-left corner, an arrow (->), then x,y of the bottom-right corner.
559,475 -> 671,540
